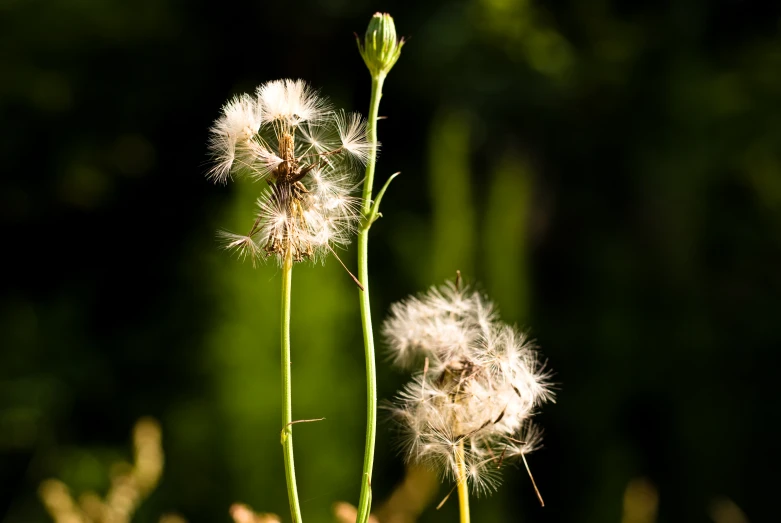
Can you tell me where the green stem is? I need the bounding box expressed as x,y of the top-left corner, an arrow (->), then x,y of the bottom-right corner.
456,440 -> 471,523
280,249 -> 303,523
361,73 -> 386,217
355,71 -> 386,523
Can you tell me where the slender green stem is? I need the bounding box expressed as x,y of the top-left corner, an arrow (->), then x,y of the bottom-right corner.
280,249 -> 303,523
355,71 -> 386,523
456,440 -> 471,523
361,74 -> 386,216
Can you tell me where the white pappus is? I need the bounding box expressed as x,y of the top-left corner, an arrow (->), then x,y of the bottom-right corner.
383,279 -> 554,497
207,79 -> 370,265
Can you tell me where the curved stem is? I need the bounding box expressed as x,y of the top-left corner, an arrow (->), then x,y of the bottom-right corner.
355,71 -> 386,523
280,249 -> 303,523
456,440 -> 471,523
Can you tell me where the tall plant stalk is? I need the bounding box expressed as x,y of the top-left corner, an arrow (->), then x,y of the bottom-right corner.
280,249 -> 302,523
355,13 -> 404,522
355,71 -> 386,523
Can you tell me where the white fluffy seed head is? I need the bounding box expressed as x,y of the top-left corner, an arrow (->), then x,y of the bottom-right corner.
382,281 -> 496,369
206,79 -> 366,266
384,279 -> 554,494
207,94 -> 262,183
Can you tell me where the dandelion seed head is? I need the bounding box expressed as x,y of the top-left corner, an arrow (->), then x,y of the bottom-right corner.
206,79 -> 367,266
384,278 -> 555,494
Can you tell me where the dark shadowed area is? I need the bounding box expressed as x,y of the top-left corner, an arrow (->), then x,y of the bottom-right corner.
2,1 -> 780,522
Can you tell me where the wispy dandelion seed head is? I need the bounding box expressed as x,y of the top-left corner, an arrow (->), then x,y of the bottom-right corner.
206,79 -> 368,266
383,280 -> 555,494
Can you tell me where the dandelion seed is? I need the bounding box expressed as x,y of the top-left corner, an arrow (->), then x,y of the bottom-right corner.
335,111 -> 372,165
383,279 -> 554,496
206,79 -> 365,266
217,231 -> 262,266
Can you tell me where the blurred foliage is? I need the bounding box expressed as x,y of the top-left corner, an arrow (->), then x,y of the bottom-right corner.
2,0 -> 780,523
38,418 -> 171,523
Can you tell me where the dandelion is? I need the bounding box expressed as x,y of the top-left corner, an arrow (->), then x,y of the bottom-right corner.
383,278 -> 554,522
206,79 -> 370,523
207,79 -> 368,266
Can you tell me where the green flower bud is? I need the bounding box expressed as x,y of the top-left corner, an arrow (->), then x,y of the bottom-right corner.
357,12 -> 404,77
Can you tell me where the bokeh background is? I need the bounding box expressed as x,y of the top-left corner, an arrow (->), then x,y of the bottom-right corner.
2,0 -> 780,522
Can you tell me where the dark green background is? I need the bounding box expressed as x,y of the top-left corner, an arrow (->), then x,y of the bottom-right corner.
2,0 -> 780,522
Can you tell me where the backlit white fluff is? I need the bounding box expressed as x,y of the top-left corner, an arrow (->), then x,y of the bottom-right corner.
207,79 -> 369,265
207,94 -> 262,183
257,79 -> 329,124
335,111 -> 372,165
383,280 -> 554,495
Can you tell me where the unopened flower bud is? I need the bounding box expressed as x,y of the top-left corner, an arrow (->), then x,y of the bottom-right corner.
357,12 -> 404,77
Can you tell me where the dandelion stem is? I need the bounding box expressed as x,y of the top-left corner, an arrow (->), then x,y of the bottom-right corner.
456,440 -> 471,523
280,249 -> 303,523
355,71 -> 386,523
